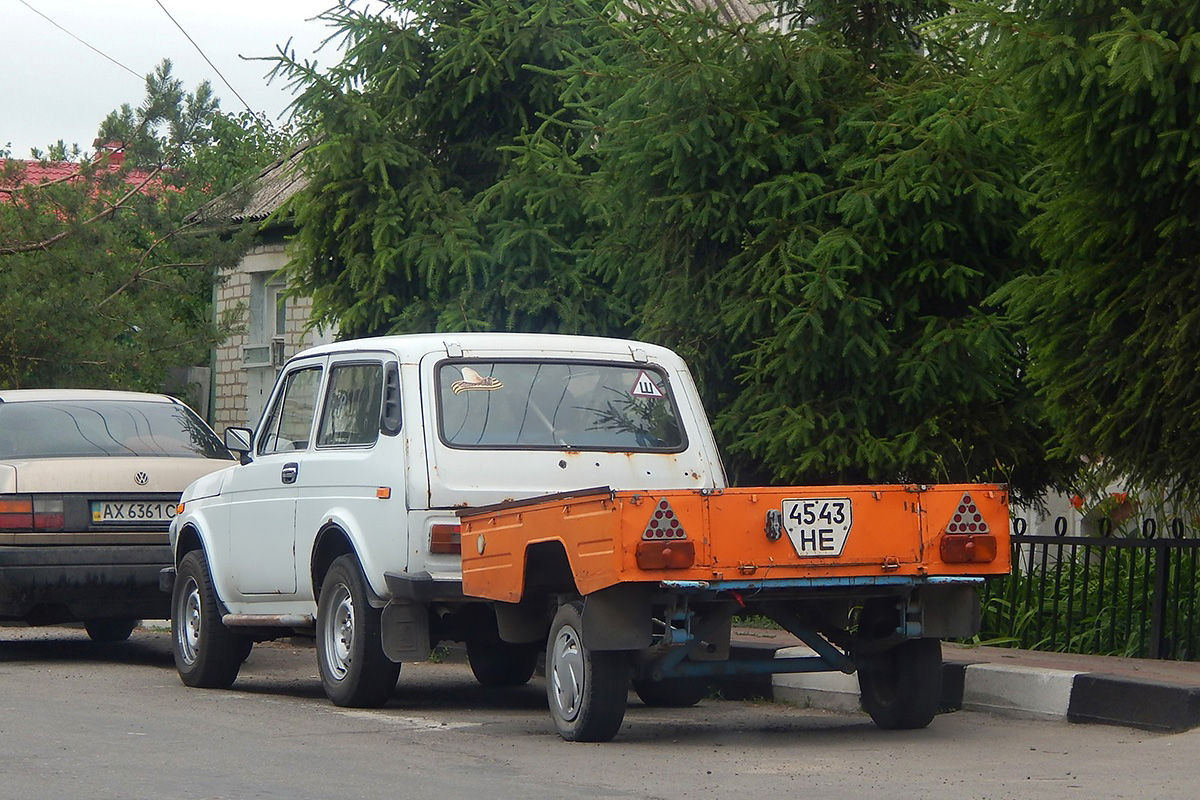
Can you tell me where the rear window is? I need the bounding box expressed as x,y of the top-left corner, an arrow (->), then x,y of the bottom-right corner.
438,360 -> 685,451
0,399 -> 232,460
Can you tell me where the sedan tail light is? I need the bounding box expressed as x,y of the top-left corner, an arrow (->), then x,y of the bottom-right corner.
0,496 -> 65,532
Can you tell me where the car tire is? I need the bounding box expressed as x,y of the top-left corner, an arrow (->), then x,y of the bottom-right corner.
546,600 -> 630,742
316,555 -> 401,708
172,550 -> 251,689
858,637 -> 942,730
84,618 -> 138,642
466,637 -> 541,688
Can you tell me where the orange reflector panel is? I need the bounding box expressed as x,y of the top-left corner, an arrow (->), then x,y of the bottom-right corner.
176,503 -> 186,515
642,498 -> 687,540
376,487 -> 391,499
635,539 -> 696,570
945,492 -> 991,535
430,524 -> 461,554
940,534 -> 998,563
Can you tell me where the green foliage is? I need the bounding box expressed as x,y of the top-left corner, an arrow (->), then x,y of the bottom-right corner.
275,0 -> 1071,495
272,0 -> 623,337
978,545 -> 1200,660
565,1 -> 1067,492
0,60 -> 292,390
954,1 -> 1200,502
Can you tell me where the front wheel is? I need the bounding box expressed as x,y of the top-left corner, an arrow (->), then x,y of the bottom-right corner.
316,555 -> 401,708
858,637 -> 942,730
172,550 -> 251,689
546,601 -> 630,742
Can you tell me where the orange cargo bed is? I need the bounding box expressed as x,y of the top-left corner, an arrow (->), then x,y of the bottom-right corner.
459,484 -> 1010,602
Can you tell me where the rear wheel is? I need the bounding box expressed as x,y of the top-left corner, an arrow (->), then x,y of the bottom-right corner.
467,637 -> 540,688
316,555 -> 400,708
858,637 -> 942,729
172,550 -> 250,689
546,601 -> 630,742
84,618 -> 137,642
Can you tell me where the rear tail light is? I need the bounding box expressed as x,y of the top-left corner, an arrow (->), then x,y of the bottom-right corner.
940,492 -> 996,563
430,523 -> 461,554
636,539 -> 696,569
0,496 -> 65,532
636,498 -> 695,570
0,498 -> 33,530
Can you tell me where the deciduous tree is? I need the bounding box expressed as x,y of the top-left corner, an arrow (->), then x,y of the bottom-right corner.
0,61 -> 292,391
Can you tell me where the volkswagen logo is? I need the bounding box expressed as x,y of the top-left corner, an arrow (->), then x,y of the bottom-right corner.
134,472 -> 149,486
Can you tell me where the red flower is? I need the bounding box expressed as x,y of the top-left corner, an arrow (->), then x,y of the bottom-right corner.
1111,492 -> 1129,505
1069,494 -> 1085,510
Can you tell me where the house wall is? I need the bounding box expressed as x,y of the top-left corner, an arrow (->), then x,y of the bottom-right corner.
211,241 -> 334,432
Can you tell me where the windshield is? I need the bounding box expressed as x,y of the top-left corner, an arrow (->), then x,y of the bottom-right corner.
0,399 -> 232,460
438,360 -> 685,451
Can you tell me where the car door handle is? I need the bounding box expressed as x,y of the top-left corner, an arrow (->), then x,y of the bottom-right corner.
281,462 -> 299,484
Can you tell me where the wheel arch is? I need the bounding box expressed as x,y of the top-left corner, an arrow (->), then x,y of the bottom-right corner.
310,524 -> 356,599
522,539 -> 579,598
174,523 -> 204,563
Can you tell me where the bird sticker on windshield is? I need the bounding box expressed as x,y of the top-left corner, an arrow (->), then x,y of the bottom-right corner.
631,371 -> 665,398
451,366 -> 504,394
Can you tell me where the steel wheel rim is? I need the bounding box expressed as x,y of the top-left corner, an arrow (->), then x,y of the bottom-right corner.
323,583 -> 355,682
176,576 -> 202,666
550,623 -> 584,722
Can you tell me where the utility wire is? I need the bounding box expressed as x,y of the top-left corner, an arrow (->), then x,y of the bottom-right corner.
153,0 -> 266,130
18,0 -> 143,81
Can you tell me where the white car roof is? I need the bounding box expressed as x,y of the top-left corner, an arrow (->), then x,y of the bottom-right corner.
287,332 -> 682,364
0,389 -> 182,404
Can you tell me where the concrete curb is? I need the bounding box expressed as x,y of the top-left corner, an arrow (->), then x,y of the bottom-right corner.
712,641 -> 1200,733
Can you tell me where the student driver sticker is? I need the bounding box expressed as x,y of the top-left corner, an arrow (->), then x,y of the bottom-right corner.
631,371 -> 665,398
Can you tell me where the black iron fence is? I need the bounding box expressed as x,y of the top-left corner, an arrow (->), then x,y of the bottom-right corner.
978,517 -> 1200,660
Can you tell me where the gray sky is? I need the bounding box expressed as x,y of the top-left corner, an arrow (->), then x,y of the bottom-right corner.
2,0 -> 342,157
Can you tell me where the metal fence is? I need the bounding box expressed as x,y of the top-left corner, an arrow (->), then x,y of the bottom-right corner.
978,517 -> 1200,660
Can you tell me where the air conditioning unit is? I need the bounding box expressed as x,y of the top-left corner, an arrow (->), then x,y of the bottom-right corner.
242,345 -> 271,368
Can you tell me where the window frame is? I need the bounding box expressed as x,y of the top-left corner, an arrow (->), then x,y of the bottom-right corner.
314,359 -> 387,450
256,364 -> 324,456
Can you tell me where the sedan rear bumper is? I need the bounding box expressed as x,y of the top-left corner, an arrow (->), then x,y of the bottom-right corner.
0,544 -> 172,623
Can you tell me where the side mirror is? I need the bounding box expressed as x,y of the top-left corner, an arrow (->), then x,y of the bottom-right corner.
224,427 -> 253,464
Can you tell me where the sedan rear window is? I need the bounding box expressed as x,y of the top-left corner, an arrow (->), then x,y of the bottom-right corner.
0,400 -> 232,460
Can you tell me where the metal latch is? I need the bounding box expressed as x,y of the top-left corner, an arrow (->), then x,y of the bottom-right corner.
764,508 -> 783,541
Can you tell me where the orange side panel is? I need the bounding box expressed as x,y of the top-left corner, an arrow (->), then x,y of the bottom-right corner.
459,484 -> 1010,602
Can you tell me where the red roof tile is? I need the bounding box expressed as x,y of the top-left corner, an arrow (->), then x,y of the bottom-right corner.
1,147 -> 158,194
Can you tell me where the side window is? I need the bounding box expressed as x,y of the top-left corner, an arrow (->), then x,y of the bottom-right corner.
317,362 -> 384,448
257,367 -> 323,455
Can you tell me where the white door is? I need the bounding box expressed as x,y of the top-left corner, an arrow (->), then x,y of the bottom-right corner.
226,361 -> 324,596
293,357 -> 408,600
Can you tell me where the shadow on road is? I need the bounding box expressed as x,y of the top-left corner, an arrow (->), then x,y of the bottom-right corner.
0,626 -> 174,667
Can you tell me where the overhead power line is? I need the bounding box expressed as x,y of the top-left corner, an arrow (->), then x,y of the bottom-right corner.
18,0 -> 143,80
153,0 -> 265,128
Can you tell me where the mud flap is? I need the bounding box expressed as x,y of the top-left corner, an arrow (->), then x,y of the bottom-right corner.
914,585 -> 980,638
381,599 -> 430,662
581,584 -> 654,651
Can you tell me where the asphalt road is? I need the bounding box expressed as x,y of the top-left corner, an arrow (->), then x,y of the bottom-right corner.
1,625 -> 1196,800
